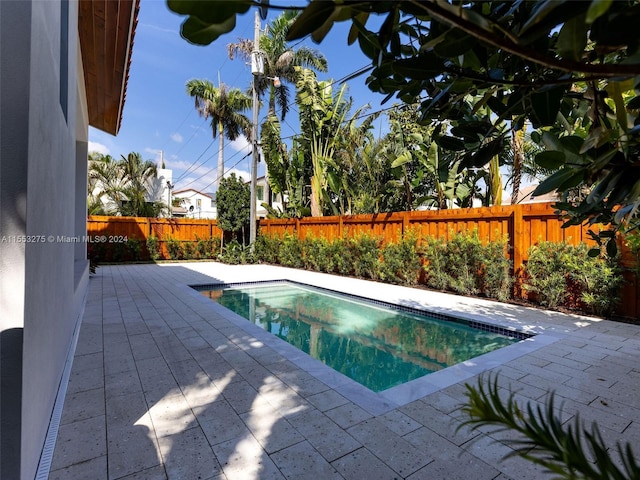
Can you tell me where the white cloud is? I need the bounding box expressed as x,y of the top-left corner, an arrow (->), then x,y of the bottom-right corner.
88,141 -> 110,155
229,135 -> 251,155
224,168 -> 252,183
171,132 -> 183,143
144,148 -> 163,163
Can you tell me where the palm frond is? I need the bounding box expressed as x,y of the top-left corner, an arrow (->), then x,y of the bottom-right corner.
461,373 -> 640,480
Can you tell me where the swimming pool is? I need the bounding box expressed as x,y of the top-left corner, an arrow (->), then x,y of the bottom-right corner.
195,281 -> 526,392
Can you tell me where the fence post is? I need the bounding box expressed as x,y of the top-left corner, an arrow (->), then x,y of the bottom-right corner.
339,216 -> 344,238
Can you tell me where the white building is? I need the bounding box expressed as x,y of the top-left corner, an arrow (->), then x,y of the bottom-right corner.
255,176 -> 284,218
172,188 -> 217,219
0,1 -> 138,477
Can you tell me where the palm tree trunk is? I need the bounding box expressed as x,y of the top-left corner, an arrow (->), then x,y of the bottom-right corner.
217,121 -> 225,191
511,124 -> 524,205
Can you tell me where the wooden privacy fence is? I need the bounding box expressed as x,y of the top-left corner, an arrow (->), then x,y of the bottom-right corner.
261,202 -> 597,271
87,216 -> 224,259
261,202 -> 638,320
87,203 -> 639,320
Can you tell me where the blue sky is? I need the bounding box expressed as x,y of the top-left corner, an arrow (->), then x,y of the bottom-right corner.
89,0 -> 390,194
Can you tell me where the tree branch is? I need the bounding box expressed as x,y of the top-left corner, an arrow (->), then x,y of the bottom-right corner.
410,0 -> 640,78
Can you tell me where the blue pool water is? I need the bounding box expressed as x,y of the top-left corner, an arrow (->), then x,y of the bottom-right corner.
197,282 -> 522,392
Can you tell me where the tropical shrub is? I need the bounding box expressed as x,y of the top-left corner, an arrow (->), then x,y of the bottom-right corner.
278,233 -> 304,268
378,234 -> 421,286
254,234 -> 281,264
146,235 -> 160,260
328,237 -> 353,276
165,237 -> 183,260
219,239 -> 253,265
422,230 -> 511,300
195,235 -> 219,260
524,242 -> 622,315
349,234 -> 381,280
300,236 -> 329,272
126,238 -> 143,261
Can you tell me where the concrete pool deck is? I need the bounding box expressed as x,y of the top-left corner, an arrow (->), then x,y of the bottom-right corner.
48,262 -> 640,479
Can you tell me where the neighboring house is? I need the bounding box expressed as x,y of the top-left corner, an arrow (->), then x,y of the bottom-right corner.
502,184 -> 561,205
255,176 -> 284,219
172,188 -> 217,218
0,1 -> 138,478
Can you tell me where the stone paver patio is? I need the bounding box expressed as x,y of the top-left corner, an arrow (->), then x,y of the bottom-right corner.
47,262 -> 640,479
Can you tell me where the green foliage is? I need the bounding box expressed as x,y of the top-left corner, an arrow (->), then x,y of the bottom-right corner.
126,238 -> 143,261
422,230 -> 512,300
327,237 -> 353,276
524,241 -> 623,315
147,235 -> 160,261
165,237 -> 183,260
254,234 -> 281,264
461,374 -> 640,480
278,234 -> 304,269
349,234 -> 381,280
194,235 -> 219,260
378,234 -> 422,286
216,173 -> 251,241
300,236 -> 331,272
219,239 -> 253,265
185,80 -> 251,192
87,152 -> 165,218
169,0 -> 640,238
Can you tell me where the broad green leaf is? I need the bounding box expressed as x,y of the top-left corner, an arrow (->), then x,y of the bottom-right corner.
348,13 -> 368,45
436,136 -> 466,151
556,14 -> 587,61
391,151 -> 413,169
606,238 -> 617,257
287,2 -> 339,42
433,29 -> 474,57
392,54 -> 445,80
627,96 -> 640,109
181,15 -> 237,45
535,151 -> 566,170
486,96 -> 507,116
519,0 -> 566,35
167,0 -> 250,23
586,0 -> 613,24
463,138 -> 504,168
533,168 -> 577,195
531,86 -> 567,126
605,80 -> 631,131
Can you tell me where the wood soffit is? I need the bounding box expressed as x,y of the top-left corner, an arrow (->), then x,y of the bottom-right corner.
78,0 -> 140,135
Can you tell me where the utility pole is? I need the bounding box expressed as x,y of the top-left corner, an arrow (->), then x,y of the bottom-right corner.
250,10 -> 261,246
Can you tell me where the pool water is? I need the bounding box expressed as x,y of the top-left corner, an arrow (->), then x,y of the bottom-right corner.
198,282 -> 520,392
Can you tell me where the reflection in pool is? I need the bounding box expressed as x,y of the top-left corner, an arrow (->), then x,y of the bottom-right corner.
198,282 -> 520,392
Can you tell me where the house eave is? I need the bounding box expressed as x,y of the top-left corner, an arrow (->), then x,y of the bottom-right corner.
78,0 -> 139,135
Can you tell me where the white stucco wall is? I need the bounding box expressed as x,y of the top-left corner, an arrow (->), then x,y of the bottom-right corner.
174,190 -> 218,219
1,1 -> 89,478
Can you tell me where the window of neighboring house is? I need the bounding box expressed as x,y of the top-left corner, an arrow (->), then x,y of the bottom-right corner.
211,199 -> 215,207
257,186 -> 264,202
60,0 -> 69,121
196,199 -> 202,208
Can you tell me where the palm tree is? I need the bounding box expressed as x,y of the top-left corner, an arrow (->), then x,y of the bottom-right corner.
185,80 -> 251,191
227,10 -> 328,120
88,153 -> 121,215
117,152 -> 164,217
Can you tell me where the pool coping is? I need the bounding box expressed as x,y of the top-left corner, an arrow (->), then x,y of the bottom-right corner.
182,276 -> 565,416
